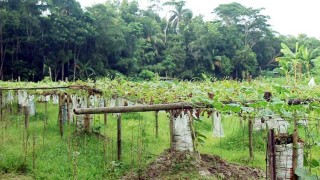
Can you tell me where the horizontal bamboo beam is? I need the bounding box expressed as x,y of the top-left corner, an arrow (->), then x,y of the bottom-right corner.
74,97 -> 319,115
0,86 -> 69,90
0,85 -> 101,93
74,102 -> 205,115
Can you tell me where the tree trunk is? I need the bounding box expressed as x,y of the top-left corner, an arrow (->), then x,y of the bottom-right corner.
73,60 -> 76,81
61,62 -> 64,81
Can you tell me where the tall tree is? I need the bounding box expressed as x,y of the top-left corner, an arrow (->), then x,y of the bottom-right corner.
164,0 -> 192,34
214,2 -> 271,48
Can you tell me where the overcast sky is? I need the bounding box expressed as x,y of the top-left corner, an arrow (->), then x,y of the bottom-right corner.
78,0 -> 320,38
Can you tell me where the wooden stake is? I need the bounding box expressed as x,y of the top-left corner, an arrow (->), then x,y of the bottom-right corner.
24,106 -> 29,129
44,101 -> 48,125
292,112 -> 298,180
58,94 -> 63,137
155,111 -> 159,138
84,114 -> 91,133
169,111 -> 174,150
268,129 -> 276,180
104,99 -> 107,125
117,114 -> 122,161
67,95 -> 70,125
32,135 -> 36,170
248,116 -> 253,160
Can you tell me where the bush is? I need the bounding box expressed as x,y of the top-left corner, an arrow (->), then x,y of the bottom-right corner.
138,70 -> 155,81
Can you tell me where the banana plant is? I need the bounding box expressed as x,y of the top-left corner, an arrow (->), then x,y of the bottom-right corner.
301,46 -> 320,78
276,42 -> 302,83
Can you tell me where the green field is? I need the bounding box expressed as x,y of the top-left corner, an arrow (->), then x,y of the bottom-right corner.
1,101 -> 319,179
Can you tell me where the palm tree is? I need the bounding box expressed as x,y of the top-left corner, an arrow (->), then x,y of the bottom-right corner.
163,0 -> 193,34
75,60 -> 96,80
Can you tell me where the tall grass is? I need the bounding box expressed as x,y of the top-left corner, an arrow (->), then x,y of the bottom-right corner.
2,103 -> 318,178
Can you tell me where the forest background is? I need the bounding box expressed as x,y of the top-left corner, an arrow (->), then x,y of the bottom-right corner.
1,0 -> 320,81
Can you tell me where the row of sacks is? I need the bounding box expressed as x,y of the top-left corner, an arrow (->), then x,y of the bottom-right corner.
253,108 -> 308,134
213,108 -> 309,138
2,90 -> 304,135
1,90 -> 37,115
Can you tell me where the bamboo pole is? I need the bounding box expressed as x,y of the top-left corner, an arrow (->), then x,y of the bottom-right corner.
74,99 -> 316,115
1,86 -> 69,90
74,102 -> 197,115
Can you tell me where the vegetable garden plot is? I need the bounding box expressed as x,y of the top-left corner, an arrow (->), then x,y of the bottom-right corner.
1,79 -> 320,179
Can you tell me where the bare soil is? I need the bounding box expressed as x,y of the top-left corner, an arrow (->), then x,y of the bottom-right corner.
123,149 -> 265,179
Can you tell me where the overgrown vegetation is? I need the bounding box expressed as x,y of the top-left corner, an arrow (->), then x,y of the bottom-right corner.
1,0 -> 320,81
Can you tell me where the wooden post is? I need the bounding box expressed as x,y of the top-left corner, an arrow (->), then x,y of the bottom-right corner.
83,93 -> 93,133
32,135 -> 36,170
117,113 -> 122,161
268,129 -> 276,180
169,110 -> 174,150
44,101 -> 48,125
24,105 -> 29,129
67,95 -> 70,125
104,99 -> 107,125
155,111 -> 159,138
248,116 -> 253,160
84,114 -> 92,133
292,112 -> 298,180
58,94 -> 63,137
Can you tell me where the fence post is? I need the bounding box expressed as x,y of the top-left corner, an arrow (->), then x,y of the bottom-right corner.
292,112 -> 299,180
248,116 -> 253,159
268,129 -> 276,180
58,93 -> 63,137
117,113 -> 122,161
104,99 -> 107,125
155,111 -> 159,138
24,105 -> 29,129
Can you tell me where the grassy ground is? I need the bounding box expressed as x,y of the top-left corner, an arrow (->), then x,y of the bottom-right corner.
0,103 -> 319,179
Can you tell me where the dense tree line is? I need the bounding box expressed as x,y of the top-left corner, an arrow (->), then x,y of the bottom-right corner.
1,0 -> 320,81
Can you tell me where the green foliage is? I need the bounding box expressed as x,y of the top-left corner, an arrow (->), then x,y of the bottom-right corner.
0,0 -> 320,81
138,70 -> 155,81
